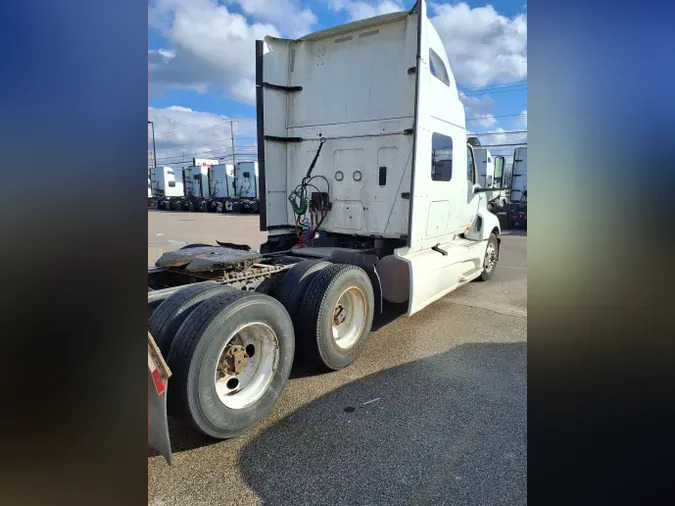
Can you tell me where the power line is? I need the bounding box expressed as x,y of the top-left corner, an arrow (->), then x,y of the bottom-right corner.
458,79 -> 526,92
476,142 -> 527,148
467,112 -> 527,122
150,117 -> 256,138
469,129 -> 527,136
462,84 -> 527,97
153,137 -> 234,155
153,130 -> 527,164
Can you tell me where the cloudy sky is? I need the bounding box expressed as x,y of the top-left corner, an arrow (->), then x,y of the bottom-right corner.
148,0 -> 527,166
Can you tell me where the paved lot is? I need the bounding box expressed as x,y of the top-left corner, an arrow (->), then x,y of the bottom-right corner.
148,211 -> 527,506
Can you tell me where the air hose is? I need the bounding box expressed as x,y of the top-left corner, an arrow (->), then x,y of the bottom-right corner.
288,137 -> 327,216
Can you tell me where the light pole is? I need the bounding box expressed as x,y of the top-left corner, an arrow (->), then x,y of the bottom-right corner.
148,120 -> 157,169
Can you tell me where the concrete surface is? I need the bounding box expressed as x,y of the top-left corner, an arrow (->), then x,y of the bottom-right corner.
148,211 -> 527,506
148,210 -> 266,265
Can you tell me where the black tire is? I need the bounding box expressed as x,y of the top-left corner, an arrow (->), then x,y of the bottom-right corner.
148,298 -> 164,316
478,233 -> 499,281
297,263 -> 375,371
274,259 -> 331,323
167,291 -> 295,438
198,200 -> 208,212
148,282 -> 229,356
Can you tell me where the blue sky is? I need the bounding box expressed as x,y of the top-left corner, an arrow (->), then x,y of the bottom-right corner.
149,0 -> 526,165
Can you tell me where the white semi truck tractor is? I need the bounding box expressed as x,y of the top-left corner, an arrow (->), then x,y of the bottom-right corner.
149,167 -> 184,210
491,147 -> 526,229
232,161 -> 260,214
206,163 -> 237,213
474,148 -> 508,212
505,146 -> 527,229
148,0 -> 502,464
180,159 -> 219,212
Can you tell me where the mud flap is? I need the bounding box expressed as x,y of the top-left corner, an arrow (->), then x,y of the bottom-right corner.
148,333 -> 172,465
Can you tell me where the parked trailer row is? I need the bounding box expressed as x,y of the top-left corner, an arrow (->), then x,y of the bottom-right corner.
148,0 -> 504,464
149,162 -> 261,214
491,147 -> 527,229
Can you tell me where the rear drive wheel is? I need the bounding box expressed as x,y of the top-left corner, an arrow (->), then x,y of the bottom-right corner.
478,233 -> 499,281
297,264 -> 374,371
274,259 -> 331,323
148,282 -> 230,356
167,291 -> 295,438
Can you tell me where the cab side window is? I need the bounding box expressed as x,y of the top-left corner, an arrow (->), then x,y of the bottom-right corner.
431,133 -> 453,181
466,146 -> 475,183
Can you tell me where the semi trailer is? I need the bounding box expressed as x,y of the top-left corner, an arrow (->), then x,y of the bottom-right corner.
148,0 -> 502,464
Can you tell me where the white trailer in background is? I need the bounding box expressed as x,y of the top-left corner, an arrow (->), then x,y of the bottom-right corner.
149,167 -> 184,210
504,146 -> 527,229
180,159 -> 219,212
148,0 -> 502,464
474,148 -> 507,211
206,164 -> 237,213
233,161 -> 260,213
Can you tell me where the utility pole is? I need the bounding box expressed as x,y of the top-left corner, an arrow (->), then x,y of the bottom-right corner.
148,120 -> 157,169
229,120 -> 237,166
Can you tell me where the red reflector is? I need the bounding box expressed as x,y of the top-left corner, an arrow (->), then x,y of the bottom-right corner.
152,368 -> 166,395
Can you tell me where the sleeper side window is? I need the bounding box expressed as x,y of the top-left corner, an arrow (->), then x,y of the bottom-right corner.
431,133 -> 453,181
429,49 -> 450,86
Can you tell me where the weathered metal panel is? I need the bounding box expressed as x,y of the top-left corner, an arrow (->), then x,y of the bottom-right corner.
155,246 -> 262,272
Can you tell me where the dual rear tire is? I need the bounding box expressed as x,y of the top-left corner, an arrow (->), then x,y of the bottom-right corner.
148,260 -> 375,442
150,286 -> 295,439
275,260 -> 375,371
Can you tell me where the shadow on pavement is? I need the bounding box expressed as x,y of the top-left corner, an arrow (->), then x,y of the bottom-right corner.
238,342 -> 527,506
149,302 -> 428,456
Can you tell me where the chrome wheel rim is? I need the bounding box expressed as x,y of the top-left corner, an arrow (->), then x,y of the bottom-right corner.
332,286 -> 367,349
484,242 -> 498,273
214,322 -> 279,410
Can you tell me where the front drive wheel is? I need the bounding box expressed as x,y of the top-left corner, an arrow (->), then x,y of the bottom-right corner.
298,264 -> 375,371
167,291 -> 295,439
478,233 -> 499,281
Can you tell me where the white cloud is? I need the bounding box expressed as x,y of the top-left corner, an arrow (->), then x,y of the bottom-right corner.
329,0 -> 405,21
473,127 -> 527,162
231,0 -> 318,38
148,106 -> 257,166
149,0 -> 317,104
518,109 -> 527,127
459,91 -> 496,115
327,2 -> 526,87
149,0 -> 526,114
471,113 -> 497,128
429,2 -> 527,87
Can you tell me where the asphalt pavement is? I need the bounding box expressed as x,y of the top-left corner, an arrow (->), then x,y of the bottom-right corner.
148,211 -> 527,506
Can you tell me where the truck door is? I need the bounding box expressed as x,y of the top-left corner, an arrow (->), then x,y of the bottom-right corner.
461,145 -> 480,228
